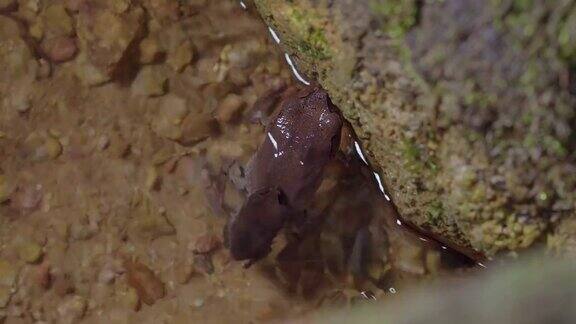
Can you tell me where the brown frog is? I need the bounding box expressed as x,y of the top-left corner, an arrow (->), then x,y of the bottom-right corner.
225,85 -> 486,268
225,86 -> 343,262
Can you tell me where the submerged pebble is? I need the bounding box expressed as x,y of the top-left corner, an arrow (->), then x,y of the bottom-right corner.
216,94 -> 245,124
21,133 -> 62,162
57,295 -> 87,323
125,259 -> 166,305
16,239 -> 44,264
167,40 -> 194,72
132,66 -> 167,97
41,36 -> 77,63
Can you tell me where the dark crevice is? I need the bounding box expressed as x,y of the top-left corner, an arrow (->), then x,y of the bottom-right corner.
413,0 -> 425,28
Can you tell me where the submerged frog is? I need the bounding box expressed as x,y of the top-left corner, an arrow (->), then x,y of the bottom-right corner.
225,86 -> 343,262
225,85 -> 486,269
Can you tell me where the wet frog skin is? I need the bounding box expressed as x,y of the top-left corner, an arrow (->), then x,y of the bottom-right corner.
225,85 -> 486,268
226,187 -> 292,261
225,86 -> 343,262
246,87 -> 342,208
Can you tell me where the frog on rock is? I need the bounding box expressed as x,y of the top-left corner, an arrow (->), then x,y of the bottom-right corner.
225,86 -> 343,262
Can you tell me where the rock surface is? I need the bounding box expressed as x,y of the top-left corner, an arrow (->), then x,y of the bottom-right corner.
253,0 -> 576,256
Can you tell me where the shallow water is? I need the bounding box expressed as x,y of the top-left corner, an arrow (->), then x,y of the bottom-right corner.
0,0 -> 484,323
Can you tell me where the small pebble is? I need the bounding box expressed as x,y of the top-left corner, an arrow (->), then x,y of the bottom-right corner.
9,87 -> 31,113
41,36 -> 77,63
57,295 -> 87,323
36,59 -> 52,79
43,4 -> 74,36
98,259 -> 124,284
151,94 -> 189,140
215,94 -> 245,123
10,185 -> 43,212
17,240 -> 43,264
177,112 -> 215,146
22,133 -> 62,161
131,207 -> 175,241
96,135 -> 110,151
139,37 -> 162,64
192,298 -> 204,308
29,21 -> 44,40
145,167 -> 160,191
131,66 -> 167,97
167,40 -> 194,72
122,286 -> 141,311
73,53 -> 110,86
124,259 -> 166,305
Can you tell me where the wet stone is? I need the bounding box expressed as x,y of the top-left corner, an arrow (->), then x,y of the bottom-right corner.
139,37 -> 162,64
41,36 -> 78,63
57,295 -> 87,323
98,259 -> 124,284
6,84 -> 32,113
76,3 -> 145,76
130,205 -> 175,241
73,53 -> 111,86
167,40 -> 194,72
120,286 -> 141,311
131,66 -> 167,97
96,135 -> 110,151
216,94 -> 245,124
151,94 -> 189,140
9,184 -> 43,212
21,133 -> 62,162
177,112 -> 216,146
125,259 -> 166,305
17,240 -> 44,264
43,4 -> 74,37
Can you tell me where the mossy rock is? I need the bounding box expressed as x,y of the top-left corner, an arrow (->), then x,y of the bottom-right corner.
253,0 -> 576,256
